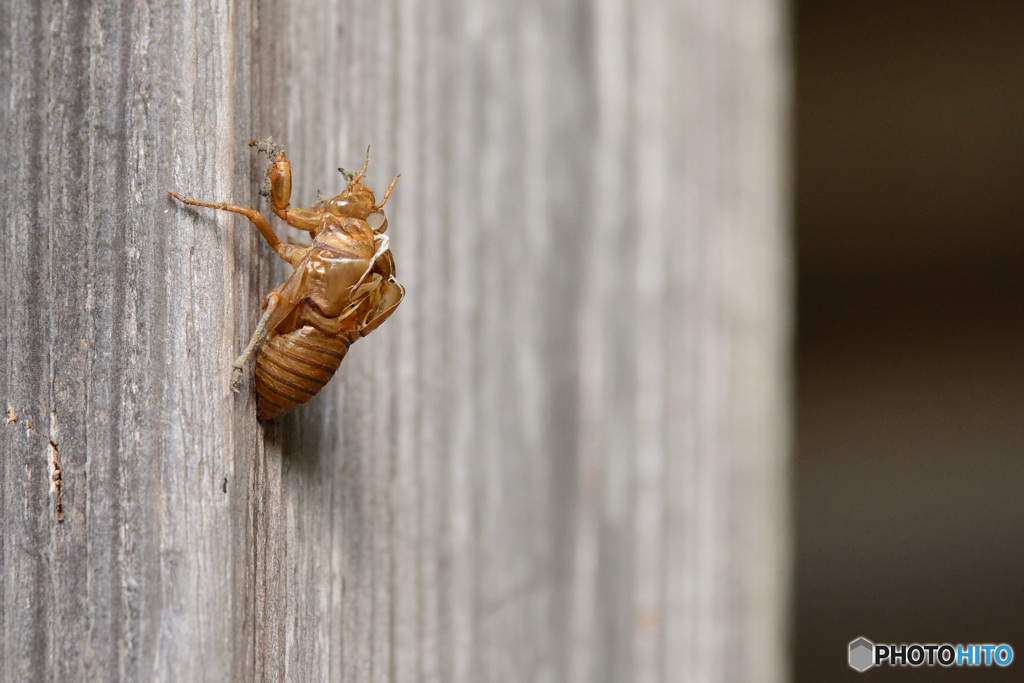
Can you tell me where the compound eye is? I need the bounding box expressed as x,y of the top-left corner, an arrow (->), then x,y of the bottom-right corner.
366,211 -> 387,232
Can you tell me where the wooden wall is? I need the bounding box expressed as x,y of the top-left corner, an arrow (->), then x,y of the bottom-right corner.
795,3 -> 1024,681
0,0 -> 790,680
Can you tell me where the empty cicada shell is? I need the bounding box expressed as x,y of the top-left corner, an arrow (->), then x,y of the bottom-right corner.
169,138 -> 404,419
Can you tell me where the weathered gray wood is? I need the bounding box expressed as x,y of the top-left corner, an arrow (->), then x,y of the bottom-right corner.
1,0 -> 790,681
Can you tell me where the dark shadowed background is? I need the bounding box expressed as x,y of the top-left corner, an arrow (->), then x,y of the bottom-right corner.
795,1 -> 1024,680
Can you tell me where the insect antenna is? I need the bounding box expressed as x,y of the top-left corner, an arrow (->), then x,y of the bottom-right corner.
352,146 -> 371,185
375,175 -> 401,210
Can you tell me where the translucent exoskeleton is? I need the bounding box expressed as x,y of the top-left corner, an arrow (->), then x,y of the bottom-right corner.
169,138 -> 404,419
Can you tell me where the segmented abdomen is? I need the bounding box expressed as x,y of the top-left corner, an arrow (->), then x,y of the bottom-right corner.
255,326 -> 350,420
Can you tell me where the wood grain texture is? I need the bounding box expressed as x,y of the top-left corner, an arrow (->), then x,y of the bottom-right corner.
1,0 -> 790,681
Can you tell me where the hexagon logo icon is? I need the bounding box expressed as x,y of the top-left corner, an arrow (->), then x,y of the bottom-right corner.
849,637 -> 874,672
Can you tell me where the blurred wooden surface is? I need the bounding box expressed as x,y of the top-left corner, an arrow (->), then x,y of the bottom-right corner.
795,3 -> 1024,682
0,0 -> 789,681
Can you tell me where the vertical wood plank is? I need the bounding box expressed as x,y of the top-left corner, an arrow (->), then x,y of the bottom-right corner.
1,0 -> 789,680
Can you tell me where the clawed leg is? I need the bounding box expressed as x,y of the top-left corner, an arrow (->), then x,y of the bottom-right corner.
250,139 -> 321,233
167,191 -> 305,267
231,294 -> 281,392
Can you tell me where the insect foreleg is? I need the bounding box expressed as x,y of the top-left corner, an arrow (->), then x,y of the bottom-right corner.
167,191 -> 305,266
249,140 -> 322,234
277,207 -> 322,233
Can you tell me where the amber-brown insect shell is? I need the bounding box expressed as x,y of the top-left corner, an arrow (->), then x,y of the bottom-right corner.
168,139 -> 404,419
